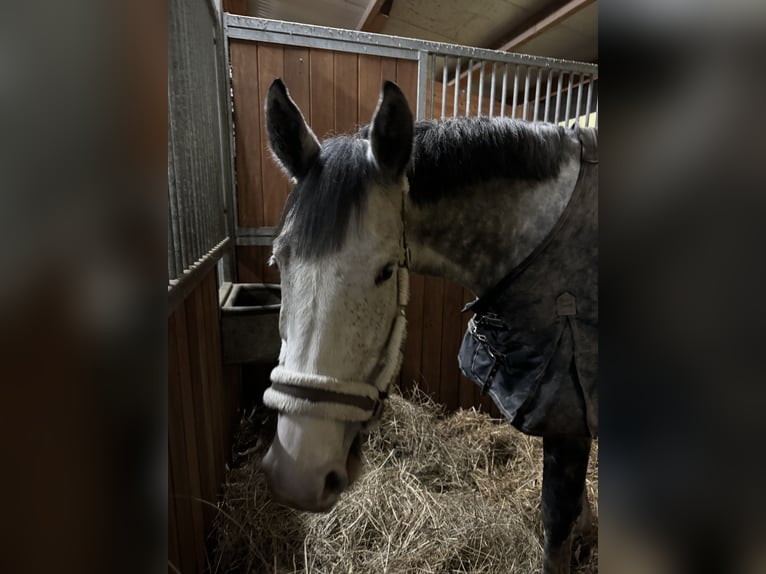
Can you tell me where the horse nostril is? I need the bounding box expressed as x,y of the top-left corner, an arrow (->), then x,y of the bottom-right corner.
324,470 -> 347,496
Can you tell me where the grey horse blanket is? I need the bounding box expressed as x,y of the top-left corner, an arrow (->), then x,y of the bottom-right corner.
458,126 -> 598,438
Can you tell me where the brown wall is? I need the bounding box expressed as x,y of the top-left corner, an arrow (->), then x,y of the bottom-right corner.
169,270 -> 240,574
229,40 -> 500,417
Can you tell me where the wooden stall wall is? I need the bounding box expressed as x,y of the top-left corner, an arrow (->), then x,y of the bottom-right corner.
230,40 -> 500,417
169,269 -> 240,574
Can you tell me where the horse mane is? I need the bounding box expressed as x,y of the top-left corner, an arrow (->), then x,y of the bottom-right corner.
407,116 -> 567,205
279,118 -> 567,259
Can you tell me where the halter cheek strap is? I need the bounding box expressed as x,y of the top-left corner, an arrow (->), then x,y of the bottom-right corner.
262,185 -> 411,428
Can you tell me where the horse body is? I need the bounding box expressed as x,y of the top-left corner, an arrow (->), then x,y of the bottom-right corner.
261,79 -> 597,573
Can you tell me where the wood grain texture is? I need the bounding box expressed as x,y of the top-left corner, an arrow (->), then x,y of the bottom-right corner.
169,268 -> 235,574
257,44 -> 288,228
358,54 -> 382,123
309,49 -> 335,140
334,52 -> 359,134
230,41 -> 263,227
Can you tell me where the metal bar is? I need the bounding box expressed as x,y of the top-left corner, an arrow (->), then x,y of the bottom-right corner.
585,75 -> 594,127
416,50 -> 429,120
441,56 -> 448,119
429,53 -> 436,120
594,97 -> 598,127
453,57 -> 461,117
489,62 -> 497,118
226,27 -> 418,60
168,103 -> 186,273
477,61 -> 485,116
168,203 -> 176,281
222,23 -> 239,281
543,69 -> 554,122
533,67 -> 542,121
511,66 -> 519,119
466,59 -> 473,116
224,15 -> 599,76
574,72 -> 584,127
564,72 -> 574,126
554,71 -> 564,124
500,63 -> 508,117
168,237 -> 230,315
522,67 -> 531,121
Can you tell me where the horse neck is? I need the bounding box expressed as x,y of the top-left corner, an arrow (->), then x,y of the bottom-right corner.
404,126 -> 582,296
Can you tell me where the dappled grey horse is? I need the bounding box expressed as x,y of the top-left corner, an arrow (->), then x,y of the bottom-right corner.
260,78 -> 597,574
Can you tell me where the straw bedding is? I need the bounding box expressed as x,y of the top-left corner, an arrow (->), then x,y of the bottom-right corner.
212,388 -> 598,573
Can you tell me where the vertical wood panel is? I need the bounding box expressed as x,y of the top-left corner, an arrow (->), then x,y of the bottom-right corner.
185,285 -> 218,532
334,52 -> 358,134
236,246 -> 264,283
230,41 -> 263,227
173,304 -> 207,573
358,54 -> 382,123
283,47 -> 311,119
419,277 -> 444,400
201,273 -> 226,489
440,282 -> 465,412
395,59 -> 418,113
168,460 -> 181,574
168,311 -> 204,574
309,49 -> 335,140
400,273 -> 424,394
168,269 -> 231,574
394,58 -> 423,396
381,58 -> 397,84
257,44 -> 288,228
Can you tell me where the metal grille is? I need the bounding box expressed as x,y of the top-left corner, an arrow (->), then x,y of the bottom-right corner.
423,53 -> 598,126
168,0 -> 231,310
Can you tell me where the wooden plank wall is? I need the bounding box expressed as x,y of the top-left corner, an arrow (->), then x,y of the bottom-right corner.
230,40 -> 499,417
169,269 -> 240,574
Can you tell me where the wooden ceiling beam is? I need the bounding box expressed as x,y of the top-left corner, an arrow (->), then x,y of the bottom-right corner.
496,0 -> 595,53
356,0 -> 394,33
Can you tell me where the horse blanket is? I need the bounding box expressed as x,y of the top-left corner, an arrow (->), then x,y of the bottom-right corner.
458,126 -> 598,438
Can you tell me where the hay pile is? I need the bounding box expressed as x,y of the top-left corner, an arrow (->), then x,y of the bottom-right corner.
212,389 -> 598,573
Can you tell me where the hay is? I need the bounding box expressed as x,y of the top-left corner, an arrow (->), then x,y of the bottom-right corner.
212,388 -> 598,573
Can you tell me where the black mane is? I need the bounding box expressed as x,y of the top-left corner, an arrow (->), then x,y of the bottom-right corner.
280,118 -> 567,259
407,116 -> 566,204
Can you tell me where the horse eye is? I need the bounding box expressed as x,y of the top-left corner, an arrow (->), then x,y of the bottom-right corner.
375,263 -> 395,286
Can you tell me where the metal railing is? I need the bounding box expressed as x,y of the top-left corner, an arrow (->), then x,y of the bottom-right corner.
168,0 -> 233,313
224,15 -> 598,126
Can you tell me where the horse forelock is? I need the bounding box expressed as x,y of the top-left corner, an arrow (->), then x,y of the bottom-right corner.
277,133 -> 380,260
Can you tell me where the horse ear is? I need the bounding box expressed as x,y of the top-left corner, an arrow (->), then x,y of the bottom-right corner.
369,81 -> 413,181
265,79 -> 320,179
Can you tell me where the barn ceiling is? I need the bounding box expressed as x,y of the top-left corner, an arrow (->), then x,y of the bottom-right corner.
227,0 -> 598,64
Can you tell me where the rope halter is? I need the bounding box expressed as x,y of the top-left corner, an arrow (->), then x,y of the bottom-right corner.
262,186 -> 411,429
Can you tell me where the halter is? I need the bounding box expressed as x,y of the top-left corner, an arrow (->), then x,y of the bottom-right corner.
262,184 -> 411,429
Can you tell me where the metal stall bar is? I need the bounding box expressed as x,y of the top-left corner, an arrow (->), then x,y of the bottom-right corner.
500,63 -> 508,117
522,67 -> 531,121
489,62 -> 497,118
453,57 -> 461,117
416,50 -> 429,120
595,98 -> 598,127
554,71 -> 564,124
564,72 -> 574,126
429,53 -> 436,119
585,74 -> 594,127
477,61 -> 485,116
544,69 -> 554,123
511,66 -> 519,119
574,73 -> 584,127
533,67 -> 542,122
466,59 -> 473,116
441,56 -> 448,118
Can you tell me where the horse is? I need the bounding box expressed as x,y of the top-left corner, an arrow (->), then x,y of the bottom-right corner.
260,78 -> 598,574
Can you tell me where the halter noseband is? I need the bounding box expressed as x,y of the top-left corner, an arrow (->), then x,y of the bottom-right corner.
262,184 -> 411,429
